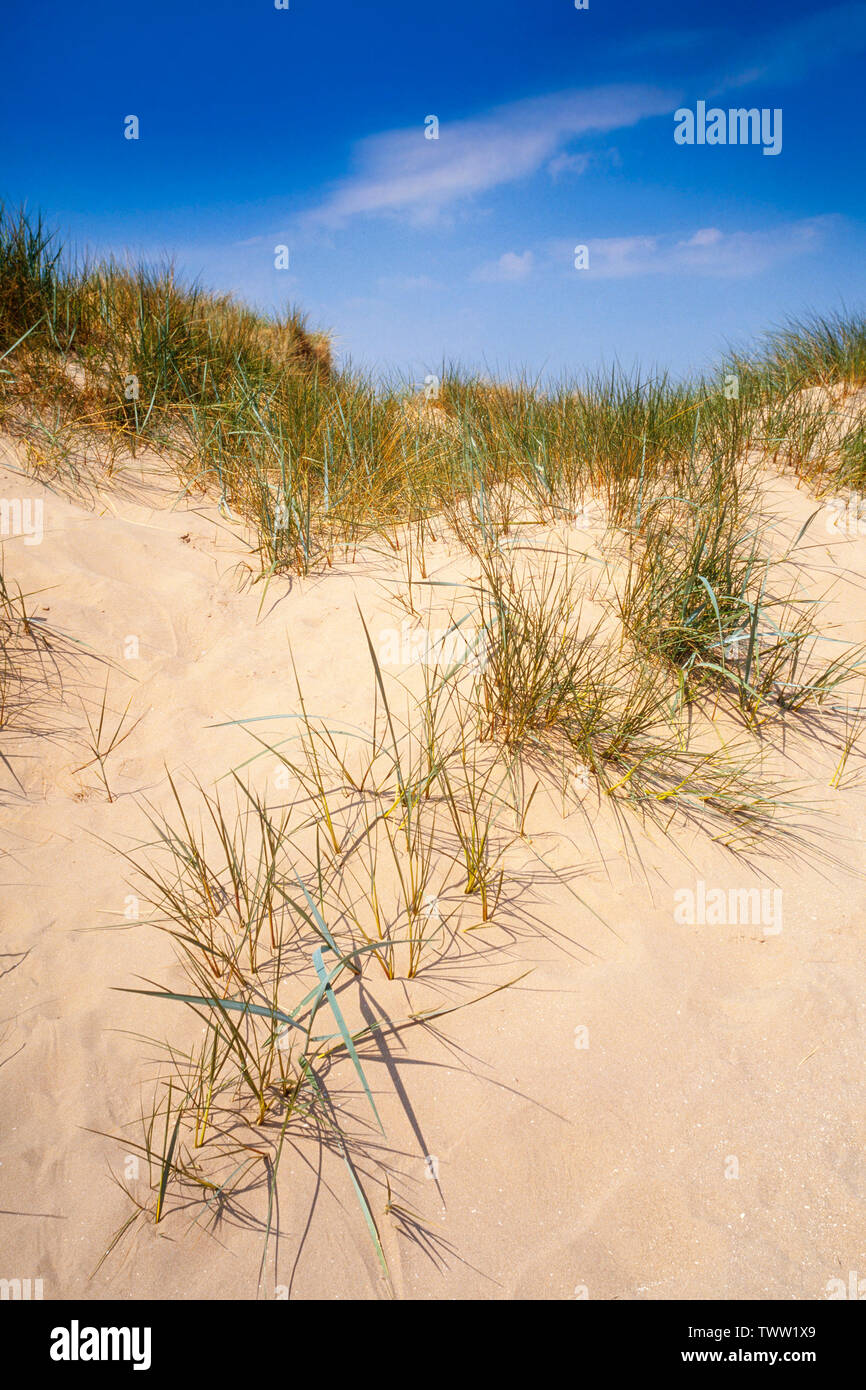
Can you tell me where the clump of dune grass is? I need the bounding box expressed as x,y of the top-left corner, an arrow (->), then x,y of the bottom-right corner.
720,311 -> 866,493
0,206 -> 70,354
71,673 -> 142,802
0,206 -> 334,504
741,310 -> 866,394
617,452 -> 864,725
438,731 -> 509,924
473,549 -> 661,759
0,558 -> 88,792
0,561 -> 46,735
94,945 -> 394,1287
97,770 -> 397,1284
617,455 -> 760,690
214,620 -> 527,968
96,720 -> 529,1289
836,420 -> 866,490
458,541 -> 795,847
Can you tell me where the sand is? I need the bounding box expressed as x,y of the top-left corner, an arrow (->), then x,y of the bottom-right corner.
1,443 -> 865,1301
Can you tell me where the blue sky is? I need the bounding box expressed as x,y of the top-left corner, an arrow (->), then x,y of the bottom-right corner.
4,0 -> 866,382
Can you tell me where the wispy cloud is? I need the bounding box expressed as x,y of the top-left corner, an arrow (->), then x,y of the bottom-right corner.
297,6 -> 866,233
716,2 -> 866,91
304,84 -> 675,227
556,217 -> 835,279
475,250 -> 535,283
547,151 -> 592,180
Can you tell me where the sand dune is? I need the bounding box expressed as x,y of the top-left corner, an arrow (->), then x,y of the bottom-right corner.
2,434 -> 865,1301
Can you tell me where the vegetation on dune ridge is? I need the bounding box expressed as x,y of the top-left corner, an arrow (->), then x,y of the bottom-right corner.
0,205 -> 330,377
737,309 -> 866,394
2,207 -> 866,559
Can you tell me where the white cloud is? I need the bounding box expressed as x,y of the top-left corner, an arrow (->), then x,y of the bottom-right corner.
304,84 -> 675,227
547,152 -> 591,180
553,217 -> 834,279
680,228 -> 724,249
475,251 -> 535,283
